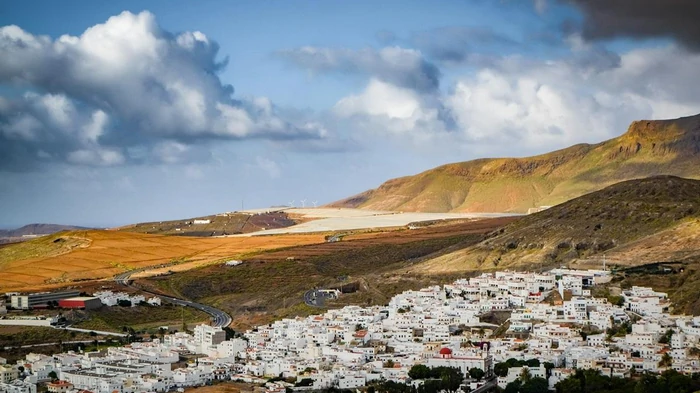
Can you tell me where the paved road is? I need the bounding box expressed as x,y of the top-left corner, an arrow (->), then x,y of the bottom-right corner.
470,377 -> 498,393
303,289 -> 328,308
115,270 -> 232,328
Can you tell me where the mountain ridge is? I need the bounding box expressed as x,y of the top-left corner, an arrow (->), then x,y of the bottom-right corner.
0,223 -> 91,238
330,113 -> 700,213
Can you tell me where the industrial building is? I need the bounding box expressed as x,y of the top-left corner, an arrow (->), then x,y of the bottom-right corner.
10,291 -> 80,310
58,297 -> 102,310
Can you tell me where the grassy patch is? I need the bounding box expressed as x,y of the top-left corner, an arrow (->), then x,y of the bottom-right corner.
73,304 -> 209,332
0,232 -> 90,267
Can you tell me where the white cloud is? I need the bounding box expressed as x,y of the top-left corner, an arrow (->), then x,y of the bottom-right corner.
0,11 -> 326,170
332,44 -> 700,153
334,79 -> 447,139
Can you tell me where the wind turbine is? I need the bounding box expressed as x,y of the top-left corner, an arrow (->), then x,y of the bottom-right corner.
300,199 -> 307,208
288,200 -> 295,208
312,201 -> 318,208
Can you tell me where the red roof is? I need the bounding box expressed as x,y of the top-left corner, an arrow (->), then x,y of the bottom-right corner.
439,347 -> 453,355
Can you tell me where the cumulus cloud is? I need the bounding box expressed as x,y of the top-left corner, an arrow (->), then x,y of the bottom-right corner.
446,44 -> 700,150
277,46 -> 441,93
0,11 -> 326,171
567,0 -> 700,51
332,42 -> 700,152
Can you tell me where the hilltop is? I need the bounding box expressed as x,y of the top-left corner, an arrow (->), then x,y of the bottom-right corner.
331,113 -> 700,213
0,224 -> 91,244
113,211 -> 296,236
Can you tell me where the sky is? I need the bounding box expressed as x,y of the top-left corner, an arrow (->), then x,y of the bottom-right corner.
1,0 -> 700,228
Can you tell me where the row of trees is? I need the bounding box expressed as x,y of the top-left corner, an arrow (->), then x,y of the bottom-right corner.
493,358 -> 554,377
406,365 -> 465,392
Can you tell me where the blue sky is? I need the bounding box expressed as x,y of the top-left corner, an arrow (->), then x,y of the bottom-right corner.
1,0 -> 699,228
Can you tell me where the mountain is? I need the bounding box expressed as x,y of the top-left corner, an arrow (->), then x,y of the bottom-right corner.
331,113 -> 700,213
0,224 -> 90,239
413,175 -> 700,273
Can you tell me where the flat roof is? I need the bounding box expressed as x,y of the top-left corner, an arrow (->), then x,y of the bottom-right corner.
61,297 -> 100,301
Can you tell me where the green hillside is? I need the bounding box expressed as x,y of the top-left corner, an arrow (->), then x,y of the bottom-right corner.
331,113 -> 700,213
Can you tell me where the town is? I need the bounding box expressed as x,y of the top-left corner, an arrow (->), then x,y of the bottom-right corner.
1,268 -> 699,393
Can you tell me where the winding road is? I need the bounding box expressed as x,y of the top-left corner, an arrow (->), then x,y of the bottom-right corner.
114,269 -> 232,328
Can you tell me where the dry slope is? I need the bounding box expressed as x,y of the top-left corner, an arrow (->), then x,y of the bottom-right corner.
413,176 -> 700,274
331,113 -> 700,213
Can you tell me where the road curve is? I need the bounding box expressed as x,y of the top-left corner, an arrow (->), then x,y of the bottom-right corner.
114,269 -> 232,328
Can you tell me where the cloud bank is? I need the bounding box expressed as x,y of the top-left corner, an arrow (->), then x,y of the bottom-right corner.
0,11 -> 325,170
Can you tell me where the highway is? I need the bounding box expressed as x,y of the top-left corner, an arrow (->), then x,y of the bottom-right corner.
114,269 -> 232,328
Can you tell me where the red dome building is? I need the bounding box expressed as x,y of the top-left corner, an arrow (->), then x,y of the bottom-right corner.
439,347 -> 453,358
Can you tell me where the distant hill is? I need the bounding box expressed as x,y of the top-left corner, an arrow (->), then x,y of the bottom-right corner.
331,113 -> 700,213
414,176 -> 700,273
0,224 -> 90,242
114,211 -> 296,236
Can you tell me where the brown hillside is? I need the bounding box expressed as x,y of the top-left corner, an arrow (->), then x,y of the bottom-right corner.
413,176 -> 700,274
330,113 -> 700,213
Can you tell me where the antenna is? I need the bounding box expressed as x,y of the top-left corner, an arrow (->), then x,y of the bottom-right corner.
312,201 -> 318,208
288,200 -> 295,208
300,199 -> 307,208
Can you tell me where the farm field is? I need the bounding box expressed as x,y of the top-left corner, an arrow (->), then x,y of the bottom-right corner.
0,230 -> 325,292
241,208 -> 519,235
245,217 -> 517,263
145,217 -> 515,329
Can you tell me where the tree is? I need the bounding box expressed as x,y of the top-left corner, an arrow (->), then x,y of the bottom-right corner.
555,376 -> 582,393
659,329 -> 674,344
525,358 -> 540,368
419,379 -> 442,393
408,364 -> 431,380
505,380 -> 522,393
521,377 -> 549,393
383,359 -> 395,368
436,367 -> 463,392
543,362 -> 555,378
494,362 -> 509,377
634,373 -> 658,393
469,367 -> 485,381
659,352 -> 673,368
520,368 -> 532,383
48,371 -> 58,381
295,378 -> 314,387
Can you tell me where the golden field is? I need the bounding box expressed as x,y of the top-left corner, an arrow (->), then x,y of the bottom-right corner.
0,230 -> 325,292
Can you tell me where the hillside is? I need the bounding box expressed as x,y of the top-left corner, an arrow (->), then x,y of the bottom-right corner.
140,218 -> 513,329
413,176 -> 700,273
331,113 -> 700,213
0,230 -> 325,292
0,224 -> 91,244
408,176 -> 700,314
114,211 -> 296,236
